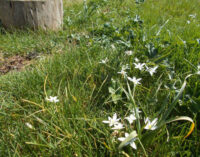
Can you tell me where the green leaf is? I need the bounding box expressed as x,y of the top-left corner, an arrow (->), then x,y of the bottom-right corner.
108,87 -> 115,94
112,94 -> 121,104
165,116 -> 193,124
165,116 -> 195,138
158,116 -> 195,138
119,131 -> 137,150
161,74 -> 193,122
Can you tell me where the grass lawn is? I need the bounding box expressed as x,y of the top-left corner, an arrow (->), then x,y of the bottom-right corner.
0,0 -> 200,156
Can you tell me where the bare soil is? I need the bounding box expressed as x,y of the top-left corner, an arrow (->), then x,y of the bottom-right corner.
0,52 -> 38,74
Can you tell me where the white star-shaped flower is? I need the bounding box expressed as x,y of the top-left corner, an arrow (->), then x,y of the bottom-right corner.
133,63 -> 146,71
130,107 -> 142,115
189,14 -> 196,19
144,117 -> 158,130
127,76 -> 142,85
118,69 -> 127,78
46,96 -> 59,103
102,113 -> 120,127
146,65 -> 158,76
118,133 -> 137,149
134,15 -> 140,23
134,57 -> 139,62
111,123 -> 124,130
122,64 -> 130,70
125,50 -> 133,56
125,114 -> 137,124
99,57 -> 108,64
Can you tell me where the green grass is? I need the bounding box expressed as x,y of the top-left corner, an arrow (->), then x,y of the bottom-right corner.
0,0 -> 200,156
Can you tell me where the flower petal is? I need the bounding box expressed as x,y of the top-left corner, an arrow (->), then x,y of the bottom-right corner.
130,141 -> 137,149
118,137 -> 125,142
102,120 -> 109,124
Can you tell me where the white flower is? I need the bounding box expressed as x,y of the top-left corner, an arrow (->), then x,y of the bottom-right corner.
187,20 -> 191,24
130,108 -> 142,119
118,69 -> 127,78
122,64 -> 130,70
144,117 -> 158,130
112,122 -> 124,130
25,122 -> 34,130
130,107 -> 142,115
125,114 -> 136,124
133,63 -> 146,71
134,57 -> 139,62
125,50 -> 133,56
46,96 -> 59,103
118,65 -> 129,78
146,65 -> 158,76
198,65 -> 200,70
134,15 -> 141,23
118,133 -> 137,149
102,113 -> 120,127
111,44 -> 116,50
99,57 -> 108,64
127,76 -> 142,85
189,14 -> 196,19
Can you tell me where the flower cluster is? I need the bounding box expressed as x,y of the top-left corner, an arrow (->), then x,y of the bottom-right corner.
117,54 -> 159,87
103,110 -> 158,149
98,45 -> 197,152
100,51 -> 162,149
133,61 -> 158,76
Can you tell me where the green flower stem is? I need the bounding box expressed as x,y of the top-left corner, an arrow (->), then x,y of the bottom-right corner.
138,138 -> 148,157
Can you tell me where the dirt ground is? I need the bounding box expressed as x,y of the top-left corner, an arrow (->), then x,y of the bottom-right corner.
0,52 -> 38,74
